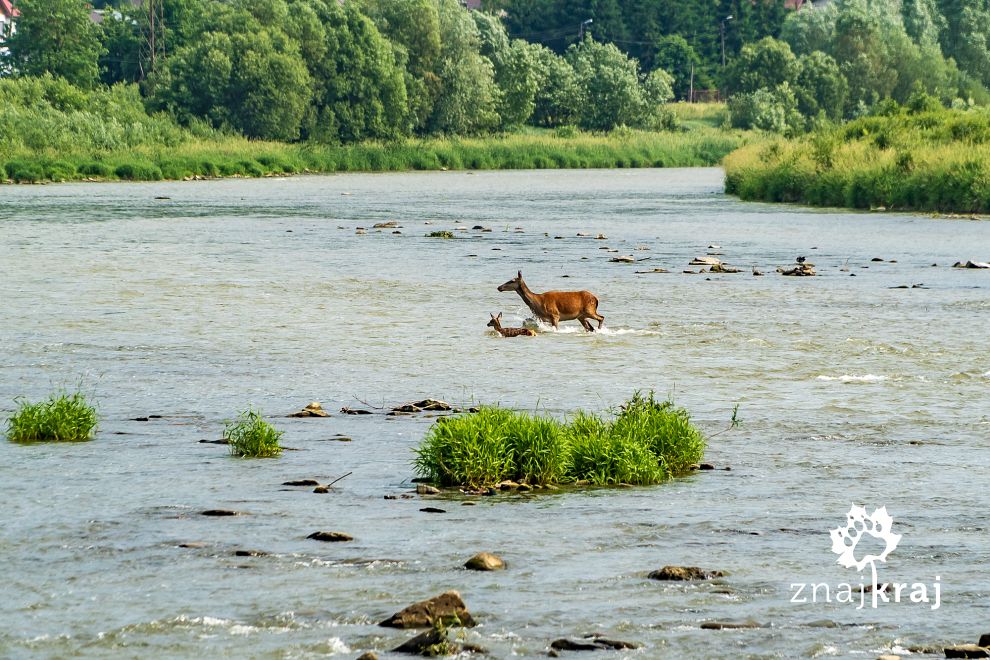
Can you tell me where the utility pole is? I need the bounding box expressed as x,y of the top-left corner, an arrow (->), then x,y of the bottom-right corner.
579,18 -> 593,41
689,63 -> 694,103
720,15 -> 733,68
142,0 -> 166,80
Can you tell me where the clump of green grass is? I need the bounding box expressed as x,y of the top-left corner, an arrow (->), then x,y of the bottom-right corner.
414,392 -> 706,488
6,391 -> 98,443
224,410 -> 283,457
426,230 -> 455,239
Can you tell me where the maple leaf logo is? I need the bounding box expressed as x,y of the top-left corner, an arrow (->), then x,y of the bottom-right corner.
830,505 -> 901,572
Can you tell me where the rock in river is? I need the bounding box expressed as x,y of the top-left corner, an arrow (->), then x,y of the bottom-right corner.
379,590 -> 475,628
945,645 -> 990,658
649,565 -> 726,581
307,531 -> 353,542
287,401 -> 330,417
464,552 -> 506,571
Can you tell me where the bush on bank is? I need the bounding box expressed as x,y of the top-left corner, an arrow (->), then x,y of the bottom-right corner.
724,105 -> 990,213
413,392 -> 706,488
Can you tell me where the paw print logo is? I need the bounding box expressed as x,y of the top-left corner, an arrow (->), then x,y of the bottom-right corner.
830,505 -> 901,598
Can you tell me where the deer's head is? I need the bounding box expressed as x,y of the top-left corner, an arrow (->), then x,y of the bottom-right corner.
497,271 -> 524,292
486,312 -> 502,328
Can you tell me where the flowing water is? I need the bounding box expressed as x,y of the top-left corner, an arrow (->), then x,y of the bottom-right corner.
1,168 -> 988,659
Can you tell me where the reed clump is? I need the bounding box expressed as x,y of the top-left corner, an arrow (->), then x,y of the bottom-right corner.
224,410 -> 283,458
724,105 -> 990,213
6,391 -> 98,443
413,392 -> 705,488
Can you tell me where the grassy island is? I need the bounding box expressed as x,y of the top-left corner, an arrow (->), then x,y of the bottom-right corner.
413,392 -> 706,488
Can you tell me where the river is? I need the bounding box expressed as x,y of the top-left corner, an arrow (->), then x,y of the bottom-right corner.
1,168 -> 988,658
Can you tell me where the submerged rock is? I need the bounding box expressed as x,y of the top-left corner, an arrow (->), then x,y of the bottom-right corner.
700,620 -> 762,630
709,263 -> 742,273
635,268 -> 670,274
373,221 -> 400,229
356,652 -> 379,660
953,260 -> 990,269
307,531 -> 353,542
649,566 -> 726,581
464,552 -> 505,571
416,484 -> 441,495
420,507 -> 446,513
550,636 -> 640,652
945,645 -> 990,658
340,407 -> 373,415
779,263 -> 817,276
379,590 -> 476,628
283,479 -> 320,486
609,255 -> 635,263
393,399 -> 454,413
287,401 -> 330,417
689,256 -> 722,266
201,509 -> 240,517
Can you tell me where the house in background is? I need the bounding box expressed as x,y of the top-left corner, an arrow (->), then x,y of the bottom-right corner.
1,0 -> 17,44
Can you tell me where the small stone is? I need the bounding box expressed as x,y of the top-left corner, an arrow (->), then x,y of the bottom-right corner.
609,255 -> 635,263
690,256 -> 722,266
373,221 -> 399,229
384,495 -> 398,500
464,552 -> 506,571
649,566 -> 726,581
461,501 -> 476,506
356,652 -> 379,660
498,480 -> 520,490
872,257 -> 885,262
234,549 -> 268,557
283,479 -> 320,486
178,542 -> 208,548
595,234 -> 607,240
877,655 -> 901,660
201,509 -> 240,517
699,463 -> 716,470
945,645 -> 990,658
131,416 -> 150,421
416,484 -> 441,495
313,486 -> 330,493
287,401 -> 330,417
379,590 -> 475,628
700,620 -> 762,630
340,407 -> 373,415
550,639 -> 599,651
517,483 -> 532,492
420,507 -> 446,513
307,531 -> 353,542
392,627 -> 448,655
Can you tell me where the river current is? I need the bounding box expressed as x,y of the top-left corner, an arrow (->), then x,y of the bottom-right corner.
1,168 -> 988,658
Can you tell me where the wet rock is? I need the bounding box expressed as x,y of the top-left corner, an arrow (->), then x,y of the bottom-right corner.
340,407 -> 373,415
635,268 -> 670,274
517,483 -> 532,492
384,495 -> 398,500
287,401 -> 330,417
498,480 -> 520,490
595,234 -> 607,240
178,542 -> 208,548
979,634 -> 990,647
699,463 -> 716,470
373,221 -> 400,229
877,655 -> 901,660
649,566 -> 726,581
313,485 -> 331,493
462,501 -> 476,506
779,263 -> 817,276
550,639 -> 600,651
201,509 -> 240,517
708,263 -> 742,273
871,257 -> 885,262
689,256 -> 722,266
356,652 -> 379,660
420,507 -> 446,513
393,399 -> 453,413
465,552 -> 505,571
392,627 -> 445,655
283,479 -> 320,486
416,484 -> 441,495
307,531 -> 353,542
945,645 -> 990,658
472,225 -> 485,230
199,438 -> 229,444
379,590 -> 476,628
609,255 -> 635,263
583,635 -> 639,650
131,416 -> 150,421
753,268 -> 764,276
953,260 -> 990,269
234,549 -> 268,557
700,620 -> 762,630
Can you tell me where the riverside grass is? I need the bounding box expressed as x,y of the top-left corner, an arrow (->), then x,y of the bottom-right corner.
413,392 -> 705,488
724,106 -> 990,213
5,391 -> 98,443
224,410 -> 283,458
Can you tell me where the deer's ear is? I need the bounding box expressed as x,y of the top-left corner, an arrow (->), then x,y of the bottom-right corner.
517,270 -> 522,279
497,312 -> 502,319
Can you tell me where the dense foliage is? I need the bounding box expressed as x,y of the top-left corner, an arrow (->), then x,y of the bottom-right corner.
413,392 -> 706,488
224,410 -> 283,457
6,391 -> 98,443
724,102 -> 990,212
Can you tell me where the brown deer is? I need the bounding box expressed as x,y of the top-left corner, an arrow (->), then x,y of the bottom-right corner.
497,270 -> 604,332
487,313 -> 537,337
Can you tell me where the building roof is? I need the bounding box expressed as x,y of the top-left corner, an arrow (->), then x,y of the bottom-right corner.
1,0 -> 19,18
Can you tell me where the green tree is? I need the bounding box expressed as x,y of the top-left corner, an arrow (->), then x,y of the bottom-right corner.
566,36 -> 644,131
794,51 -> 847,121
780,2 -> 839,56
654,34 -> 707,101
7,0 -> 106,88
98,6 -> 145,86
722,37 -> 800,97
528,43 -> 582,127
474,12 -> 537,127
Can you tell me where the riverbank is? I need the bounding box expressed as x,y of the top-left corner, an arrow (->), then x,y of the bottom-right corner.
724,107 -> 990,213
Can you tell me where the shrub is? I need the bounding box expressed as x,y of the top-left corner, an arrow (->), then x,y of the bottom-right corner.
224,410 -> 283,458
426,230 -> 455,239
78,161 -> 113,177
6,391 -> 98,443
414,392 -> 706,488
6,160 -> 46,183
114,161 -> 163,180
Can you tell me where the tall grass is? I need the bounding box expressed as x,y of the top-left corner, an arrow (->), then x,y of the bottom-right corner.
224,410 -> 283,458
6,391 -> 98,443
724,106 -> 990,213
413,392 -> 706,488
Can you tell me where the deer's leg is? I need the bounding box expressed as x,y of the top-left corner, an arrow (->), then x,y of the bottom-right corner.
580,318 -> 594,332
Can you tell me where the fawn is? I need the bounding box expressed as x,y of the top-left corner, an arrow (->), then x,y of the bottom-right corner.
487,313 -> 537,337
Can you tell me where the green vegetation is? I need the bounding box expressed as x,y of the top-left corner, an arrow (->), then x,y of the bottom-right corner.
426,230 -> 456,239
224,410 -> 283,458
5,391 -> 98,443
413,392 -> 706,488
724,103 -> 990,213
